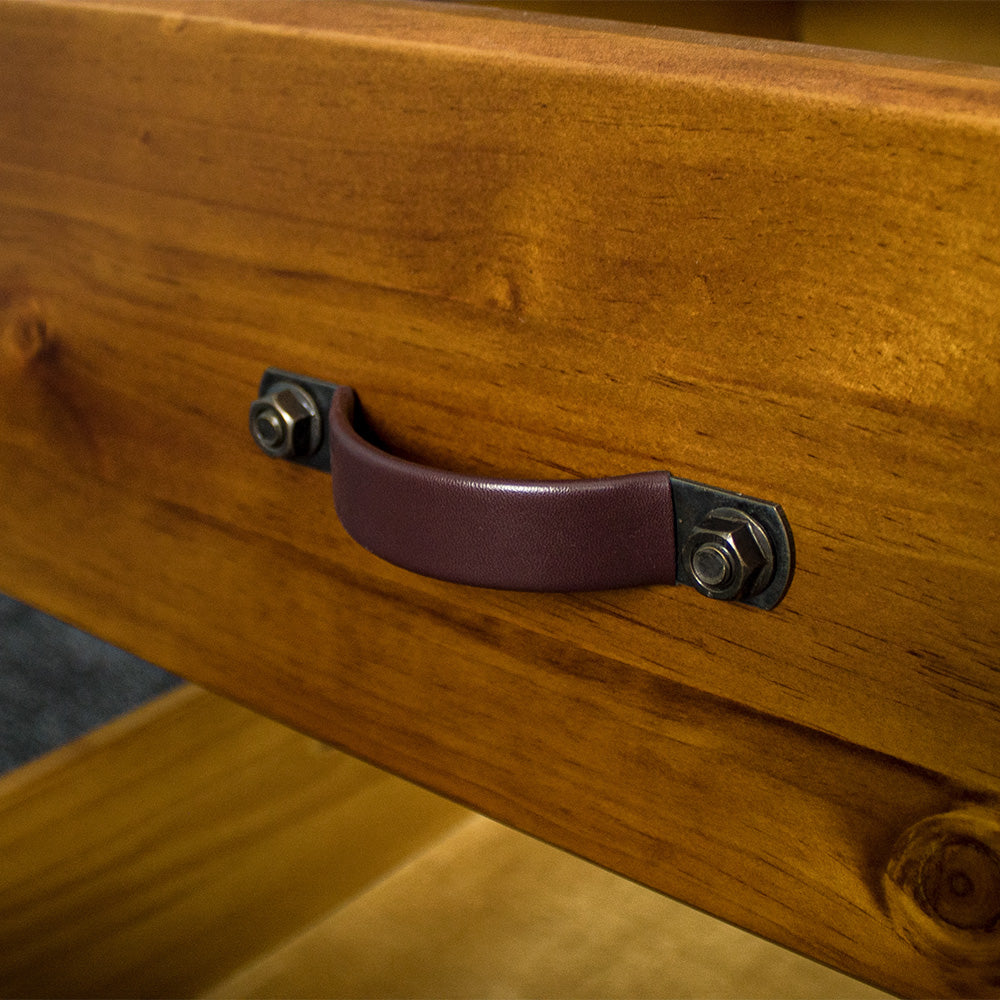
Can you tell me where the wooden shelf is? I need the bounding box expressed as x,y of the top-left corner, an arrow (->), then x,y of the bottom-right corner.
0,686 -> 886,999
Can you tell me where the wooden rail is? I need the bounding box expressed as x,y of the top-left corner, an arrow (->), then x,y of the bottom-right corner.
0,687 -> 885,998
1,3 -> 999,994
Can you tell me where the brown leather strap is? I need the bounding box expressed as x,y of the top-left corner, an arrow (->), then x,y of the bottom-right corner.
329,386 -> 676,592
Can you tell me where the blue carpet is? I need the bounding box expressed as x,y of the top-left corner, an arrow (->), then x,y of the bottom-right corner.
0,593 -> 182,775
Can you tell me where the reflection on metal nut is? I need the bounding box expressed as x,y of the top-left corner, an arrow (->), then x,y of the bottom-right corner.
683,507 -> 774,602
249,382 -> 321,459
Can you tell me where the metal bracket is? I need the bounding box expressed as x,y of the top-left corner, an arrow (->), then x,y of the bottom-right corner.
672,477 -> 794,611
252,369 -> 338,473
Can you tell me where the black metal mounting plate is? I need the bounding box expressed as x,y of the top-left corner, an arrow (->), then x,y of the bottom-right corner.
257,368 -> 339,473
671,476 -> 794,610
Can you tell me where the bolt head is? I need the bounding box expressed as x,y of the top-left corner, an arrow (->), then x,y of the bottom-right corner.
249,383 -> 321,459
691,542 -> 735,588
683,508 -> 774,602
253,409 -> 286,449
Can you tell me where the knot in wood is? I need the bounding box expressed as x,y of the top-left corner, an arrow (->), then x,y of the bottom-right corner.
884,806 -> 1000,971
2,299 -> 50,367
920,837 -> 1000,931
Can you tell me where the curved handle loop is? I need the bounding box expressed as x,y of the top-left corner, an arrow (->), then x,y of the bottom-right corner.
249,369 -> 793,607
329,387 -> 676,592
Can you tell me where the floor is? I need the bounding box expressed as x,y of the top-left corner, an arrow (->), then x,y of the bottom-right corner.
0,592 -> 181,774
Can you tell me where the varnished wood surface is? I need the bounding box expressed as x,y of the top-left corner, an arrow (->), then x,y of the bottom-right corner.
1,2 -> 999,994
211,813 -> 888,1000
0,687 -> 885,1000
0,685 -> 467,998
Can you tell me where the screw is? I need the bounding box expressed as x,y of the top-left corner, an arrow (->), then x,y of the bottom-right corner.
683,507 -> 774,602
691,542 -> 734,588
249,382 -> 321,459
253,409 -> 286,450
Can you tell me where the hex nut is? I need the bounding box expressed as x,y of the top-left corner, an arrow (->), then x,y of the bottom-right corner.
683,507 -> 774,602
249,382 -> 321,459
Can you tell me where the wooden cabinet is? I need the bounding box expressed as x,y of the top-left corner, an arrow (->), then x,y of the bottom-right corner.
1,2 -> 999,995
0,684 -> 887,998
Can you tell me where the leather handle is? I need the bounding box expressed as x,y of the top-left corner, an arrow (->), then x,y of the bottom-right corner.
329,386 -> 676,592
251,369 -> 793,607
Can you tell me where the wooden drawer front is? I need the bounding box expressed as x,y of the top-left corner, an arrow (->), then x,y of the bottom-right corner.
1,3 -> 999,995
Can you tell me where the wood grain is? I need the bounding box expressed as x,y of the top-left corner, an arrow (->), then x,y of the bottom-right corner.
210,814 -> 888,1000
0,685 -> 467,998
0,688 -> 886,1000
1,2 -> 999,994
